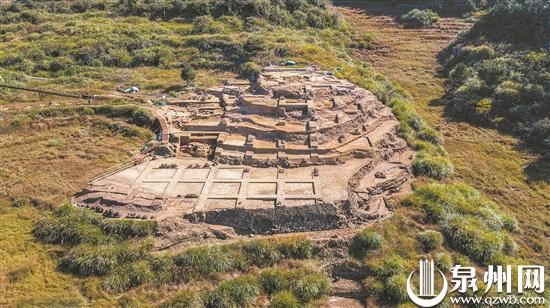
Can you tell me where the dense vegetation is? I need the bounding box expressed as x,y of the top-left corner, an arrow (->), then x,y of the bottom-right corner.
402,183 -> 518,264
0,0 -> 451,179
441,0 -> 550,152
0,0 -> 338,80
398,9 -> 439,28
349,183 -> 520,305
0,0 -> 479,305
33,204 -> 326,305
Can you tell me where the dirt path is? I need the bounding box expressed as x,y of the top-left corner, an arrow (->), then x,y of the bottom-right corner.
333,2 -> 550,263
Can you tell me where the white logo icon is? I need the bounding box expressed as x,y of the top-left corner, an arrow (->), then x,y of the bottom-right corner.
407,259 -> 448,307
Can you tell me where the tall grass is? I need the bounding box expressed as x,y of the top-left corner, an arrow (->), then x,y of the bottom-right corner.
35,206 -> 318,293
402,183 -> 518,264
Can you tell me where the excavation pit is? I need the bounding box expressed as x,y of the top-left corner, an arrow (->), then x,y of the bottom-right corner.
73,66 -> 415,240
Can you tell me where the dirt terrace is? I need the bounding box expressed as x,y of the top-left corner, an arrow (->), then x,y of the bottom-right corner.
73,67 -> 415,240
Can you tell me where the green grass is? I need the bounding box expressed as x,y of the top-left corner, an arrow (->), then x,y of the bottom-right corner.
336,4 -> 549,267
348,229 -> 383,259
0,203 -> 85,306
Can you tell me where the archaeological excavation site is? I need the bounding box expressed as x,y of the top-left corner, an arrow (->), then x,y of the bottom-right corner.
73,66 -> 415,242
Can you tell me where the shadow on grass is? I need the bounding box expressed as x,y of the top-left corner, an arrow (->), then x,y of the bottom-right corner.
524,155 -> 550,183
331,0 -> 471,18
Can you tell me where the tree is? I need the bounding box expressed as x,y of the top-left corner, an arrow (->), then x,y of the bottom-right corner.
180,64 -> 196,85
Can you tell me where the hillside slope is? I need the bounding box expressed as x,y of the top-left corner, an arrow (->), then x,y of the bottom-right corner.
334,1 -> 549,264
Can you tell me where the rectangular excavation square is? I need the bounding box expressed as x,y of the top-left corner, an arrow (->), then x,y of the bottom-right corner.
284,199 -> 316,207
210,182 -> 241,195
216,168 -> 244,179
206,198 -> 237,210
139,182 -> 169,194
284,168 -> 313,180
247,182 -> 277,195
145,168 -> 177,180
284,182 -> 315,195
250,168 -> 277,180
243,199 -> 276,209
181,168 -> 210,180
173,182 -> 204,196
111,166 -> 143,182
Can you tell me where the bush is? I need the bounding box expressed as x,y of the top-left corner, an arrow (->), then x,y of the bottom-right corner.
384,275 -> 408,303
174,246 -> 237,278
412,153 -> 453,180
276,237 -> 313,259
100,219 -> 157,238
259,269 -> 291,295
441,216 -> 504,264
398,9 -> 439,28
203,276 -> 260,308
60,243 -> 122,276
434,253 -> 452,272
501,215 -> 518,232
292,273 -> 330,303
101,260 -> 155,293
180,63 -> 196,85
403,183 -> 515,265
449,63 -> 476,86
242,240 -> 281,267
33,205 -> 105,245
349,230 -> 383,259
372,256 -> 406,279
239,61 -> 261,79
269,291 -> 300,308
417,230 -> 443,252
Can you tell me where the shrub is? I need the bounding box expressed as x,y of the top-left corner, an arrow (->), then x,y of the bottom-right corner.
441,216 -> 504,264
33,205 -> 105,245
203,276 -> 260,308
372,256 -> 406,279
239,61 -> 261,79
60,244 -> 119,276
269,291 -> 300,308
244,35 -> 268,54
276,237 -> 313,259
242,240 -> 281,267
180,63 -> 196,85
48,56 -> 75,72
259,269 -> 291,295
174,246 -> 236,278
384,275 -> 408,303
456,45 -> 495,65
449,63 -> 476,86
403,183 -> 515,265
412,153 -> 453,180
417,126 -> 442,144
160,289 -> 198,308
349,229 -> 383,259
501,215 -> 518,232
434,253 -> 452,272
417,230 -> 443,252
100,219 -> 157,238
101,260 -> 155,293
292,273 -> 330,303
398,9 -> 439,28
